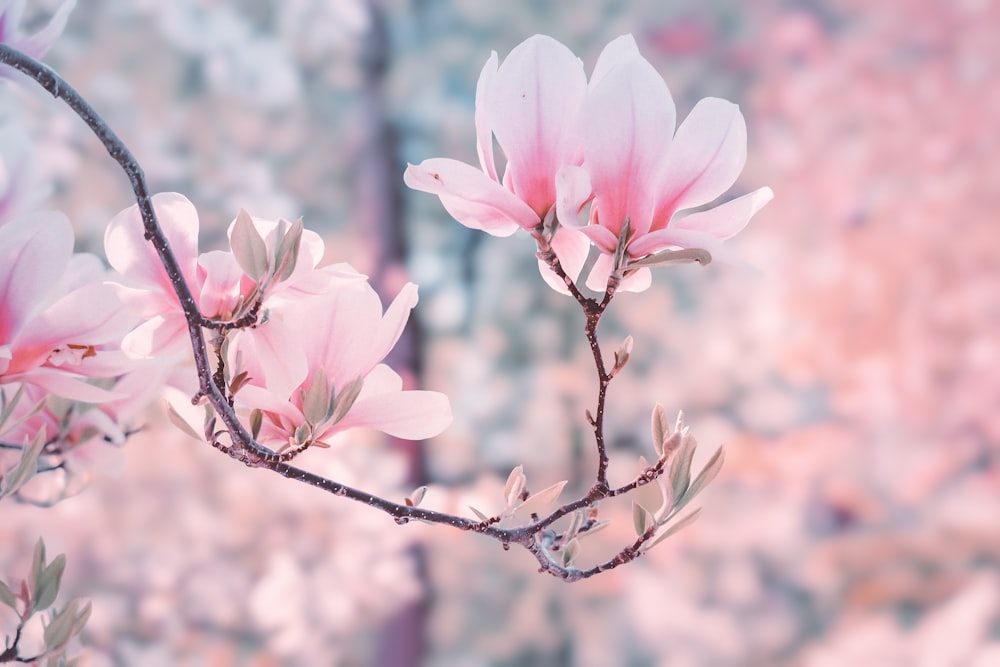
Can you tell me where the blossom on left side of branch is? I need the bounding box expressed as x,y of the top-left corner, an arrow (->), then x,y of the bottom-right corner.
106,192 -> 453,450
0,209 -> 154,500
0,212 -> 137,403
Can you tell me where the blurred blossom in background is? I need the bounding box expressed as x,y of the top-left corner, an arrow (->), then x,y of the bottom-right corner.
3,0 -> 999,665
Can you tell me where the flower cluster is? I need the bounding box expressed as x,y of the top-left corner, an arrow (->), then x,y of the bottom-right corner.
405,34 -> 773,292
106,193 -> 452,452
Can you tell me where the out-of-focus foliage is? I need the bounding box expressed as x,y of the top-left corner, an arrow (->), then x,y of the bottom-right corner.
3,0 -> 998,665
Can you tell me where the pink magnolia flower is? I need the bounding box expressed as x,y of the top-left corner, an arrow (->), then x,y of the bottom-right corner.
231,281 -> 452,448
105,192 -> 362,359
0,211 -> 136,401
0,0 -> 76,62
403,34 -> 592,292
557,35 -> 773,292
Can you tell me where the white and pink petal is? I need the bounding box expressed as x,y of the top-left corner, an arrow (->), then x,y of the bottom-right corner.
653,97 -> 749,223
404,158 -> 534,235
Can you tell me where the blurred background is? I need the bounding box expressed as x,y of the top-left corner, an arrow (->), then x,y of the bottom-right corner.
3,0 -> 999,664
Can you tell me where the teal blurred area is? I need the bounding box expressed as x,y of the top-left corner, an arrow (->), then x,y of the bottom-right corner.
3,0 -> 999,664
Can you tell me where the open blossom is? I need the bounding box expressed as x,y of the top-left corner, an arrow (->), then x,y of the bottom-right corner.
105,192 -> 362,360
403,34 -> 592,292
231,281 -> 452,448
0,0 -> 76,63
407,34 -> 771,294
0,211 -> 136,402
558,35 -> 773,292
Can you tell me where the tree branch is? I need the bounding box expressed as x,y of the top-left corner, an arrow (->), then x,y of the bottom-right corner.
0,44 -> 691,582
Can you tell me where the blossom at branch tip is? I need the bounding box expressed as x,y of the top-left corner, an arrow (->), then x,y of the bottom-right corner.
0,0 -> 76,63
407,33 -> 771,294
231,281 -> 452,448
403,34 -> 592,293
557,34 -> 773,292
0,211 -> 136,402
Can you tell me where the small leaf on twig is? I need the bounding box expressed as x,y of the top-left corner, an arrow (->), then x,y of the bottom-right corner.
0,429 -> 44,498
577,519 -> 611,540
644,509 -> 702,553
632,501 -> 654,536
513,480 -> 567,521
405,486 -> 428,508
34,554 -> 65,612
0,579 -> 17,611
230,209 -> 269,281
31,538 -> 46,595
469,506 -> 490,522
300,369 -> 331,426
626,247 -> 712,270
564,511 -> 584,542
228,370 -> 251,395
249,409 -> 263,441
562,538 -> 580,567
633,456 -> 665,517
503,465 -> 526,508
613,217 -> 632,273
669,432 -> 698,503
166,403 -> 203,441
43,599 -> 91,652
674,446 -> 725,513
613,335 -> 634,373
651,404 -> 668,457
274,219 -> 304,283
329,377 -> 364,426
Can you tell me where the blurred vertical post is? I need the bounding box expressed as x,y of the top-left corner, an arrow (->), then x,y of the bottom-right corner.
356,1 -> 429,665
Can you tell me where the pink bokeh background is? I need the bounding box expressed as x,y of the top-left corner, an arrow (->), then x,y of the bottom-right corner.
3,0 -> 999,664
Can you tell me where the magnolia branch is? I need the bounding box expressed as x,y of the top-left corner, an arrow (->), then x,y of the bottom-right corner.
0,44 -> 697,582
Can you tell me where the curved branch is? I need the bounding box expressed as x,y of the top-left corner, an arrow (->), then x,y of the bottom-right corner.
0,45 -> 686,582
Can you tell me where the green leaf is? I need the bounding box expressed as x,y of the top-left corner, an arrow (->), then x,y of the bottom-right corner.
613,335 -> 633,373
274,219 -> 304,283
0,579 -> 17,611
562,538 -> 580,567
405,485 -> 428,508
511,480 -> 567,522
43,599 -> 90,651
651,404 -> 668,457
503,465 -> 526,508
249,409 -> 263,441
669,433 -> 698,505
564,511 -> 584,542
626,247 -> 712,270
613,217 -> 632,273
300,369 -> 331,426
468,506 -> 490,522
230,209 -> 269,281
577,519 -> 611,541
0,393 -> 48,439
644,509 -> 702,553
633,456 -> 666,518
0,430 -> 45,498
0,384 -> 26,431
674,446 -> 725,513
31,538 -> 47,593
294,422 -> 312,446
166,403 -> 203,441
632,501 -> 653,536
328,377 -> 364,426
34,554 -> 66,612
